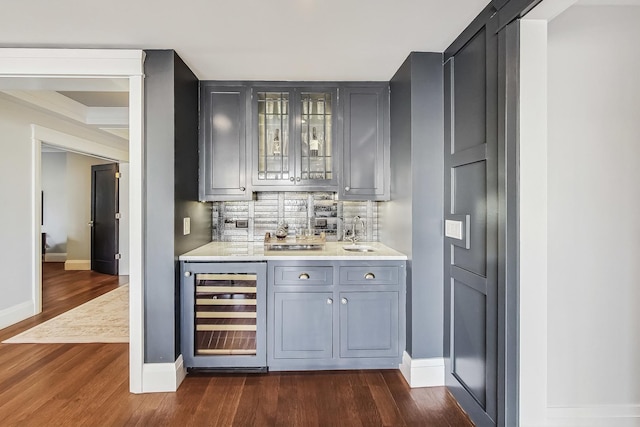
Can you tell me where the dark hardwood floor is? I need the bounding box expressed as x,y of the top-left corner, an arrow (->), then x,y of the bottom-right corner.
0,263 -> 473,426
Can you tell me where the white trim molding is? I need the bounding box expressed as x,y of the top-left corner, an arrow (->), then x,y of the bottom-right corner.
141,356 -> 187,393
0,300 -> 36,330
64,260 -> 91,271
399,351 -> 445,388
0,48 -> 145,395
44,252 -> 67,262
33,125 -> 128,162
544,405 -> 640,427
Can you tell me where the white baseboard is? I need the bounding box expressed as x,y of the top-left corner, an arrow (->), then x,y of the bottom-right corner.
44,252 -> 67,262
544,405 -> 640,426
64,260 -> 90,270
141,355 -> 186,393
399,351 -> 445,388
0,300 -> 36,330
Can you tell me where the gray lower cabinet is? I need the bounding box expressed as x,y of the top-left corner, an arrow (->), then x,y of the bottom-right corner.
340,83 -> 390,201
268,260 -> 405,371
199,83 -> 251,201
339,291 -> 399,358
273,292 -> 333,359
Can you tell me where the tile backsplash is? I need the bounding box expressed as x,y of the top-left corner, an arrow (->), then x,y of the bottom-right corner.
211,192 -> 378,242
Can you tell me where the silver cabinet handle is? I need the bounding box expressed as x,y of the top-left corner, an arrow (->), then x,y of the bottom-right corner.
88,221 -> 94,227
299,273 -> 310,280
327,298 -> 333,305
240,186 -> 246,191
344,186 -> 350,192
296,177 -> 301,182
365,273 -> 375,280
184,271 -> 192,277
290,177 -> 295,182
341,297 -> 348,305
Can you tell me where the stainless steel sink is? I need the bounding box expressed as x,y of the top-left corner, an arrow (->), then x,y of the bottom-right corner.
342,244 -> 375,252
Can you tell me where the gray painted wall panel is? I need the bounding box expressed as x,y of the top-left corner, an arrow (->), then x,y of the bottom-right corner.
144,50 -> 177,363
144,50 -> 211,363
384,52 -> 444,360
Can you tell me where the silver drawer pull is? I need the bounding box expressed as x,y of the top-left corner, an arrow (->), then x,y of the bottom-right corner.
184,271 -> 192,277
299,273 -> 310,280
364,273 -> 375,280
341,297 -> 348,305
327,298 -> 333,305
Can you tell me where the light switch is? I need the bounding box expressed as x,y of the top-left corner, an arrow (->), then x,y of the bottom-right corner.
445,220 -> 463,240
183,217 -> 191,235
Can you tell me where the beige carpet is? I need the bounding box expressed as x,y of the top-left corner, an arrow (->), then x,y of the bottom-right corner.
3,285 -> 129,344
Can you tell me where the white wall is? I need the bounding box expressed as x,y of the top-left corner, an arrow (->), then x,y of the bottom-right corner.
41,152 -> 68,255
0,93 -> 127,325
547,4 -> 640,410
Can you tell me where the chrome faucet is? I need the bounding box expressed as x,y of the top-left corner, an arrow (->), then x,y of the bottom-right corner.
347,215 -> 365,243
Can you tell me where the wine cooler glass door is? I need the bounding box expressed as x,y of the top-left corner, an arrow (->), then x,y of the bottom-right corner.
182,262 -> 267,368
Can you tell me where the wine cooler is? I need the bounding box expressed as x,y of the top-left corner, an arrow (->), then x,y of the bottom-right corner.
181,262 -> 267,369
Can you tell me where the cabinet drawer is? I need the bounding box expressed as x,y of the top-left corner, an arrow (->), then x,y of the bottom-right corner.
273,266 -> 333,286
339,266 -> 399,286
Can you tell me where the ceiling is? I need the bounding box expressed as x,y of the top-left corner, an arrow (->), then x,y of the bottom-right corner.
0,0 -> 489,81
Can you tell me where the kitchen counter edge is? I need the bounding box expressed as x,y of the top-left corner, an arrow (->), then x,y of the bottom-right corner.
179,241 -> 407,261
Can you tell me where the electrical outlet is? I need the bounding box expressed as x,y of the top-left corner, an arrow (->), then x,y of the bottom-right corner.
183,217 -> 191,235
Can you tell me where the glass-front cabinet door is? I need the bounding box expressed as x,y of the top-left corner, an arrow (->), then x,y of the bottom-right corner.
298,91 -> 335,183
253,86 -> 337,190
256,91 -> 293,184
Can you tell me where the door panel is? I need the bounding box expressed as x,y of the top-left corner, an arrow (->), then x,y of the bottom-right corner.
444,9 -> 498,427
453,160 -> 487,276
453,279 -> 487,407
91,163 -> 119,275
454,30 -> 487,153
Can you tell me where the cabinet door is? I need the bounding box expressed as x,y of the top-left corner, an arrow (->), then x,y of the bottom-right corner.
252,88 -> 295,188
274,292 -> 333,359
339,291 -> 399,358
296,88 -> 338,189
340,84 -> 390,200
199,84 -> 250,201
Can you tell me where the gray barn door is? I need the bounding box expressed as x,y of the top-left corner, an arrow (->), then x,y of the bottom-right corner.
444,9 -> 498,427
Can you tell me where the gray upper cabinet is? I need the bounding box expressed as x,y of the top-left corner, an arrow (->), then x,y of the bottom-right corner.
199,83 -> 251,201
251,85 -> 338,191
340,84 -> 390,201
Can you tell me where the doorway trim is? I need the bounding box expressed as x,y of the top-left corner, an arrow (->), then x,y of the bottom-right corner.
0,48 -> 146,393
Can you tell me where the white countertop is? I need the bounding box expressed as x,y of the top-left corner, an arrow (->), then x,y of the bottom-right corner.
179,241 -> 407,261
